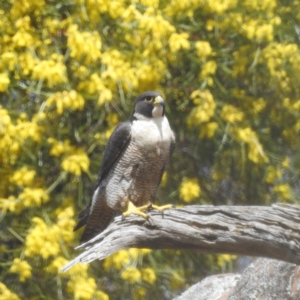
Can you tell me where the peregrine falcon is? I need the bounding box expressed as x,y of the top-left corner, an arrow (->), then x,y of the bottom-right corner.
74,91 -> 175,243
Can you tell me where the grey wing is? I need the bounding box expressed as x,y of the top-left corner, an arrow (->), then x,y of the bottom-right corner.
74,121 -> 132,242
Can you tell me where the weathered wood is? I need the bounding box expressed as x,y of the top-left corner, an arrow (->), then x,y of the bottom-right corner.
60,204 -> 300,272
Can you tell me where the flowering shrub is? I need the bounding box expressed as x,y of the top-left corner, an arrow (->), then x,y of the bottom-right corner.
1,0 -> 300,299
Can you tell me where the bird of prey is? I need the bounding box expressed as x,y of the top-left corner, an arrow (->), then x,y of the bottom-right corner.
74,91 -> 175,243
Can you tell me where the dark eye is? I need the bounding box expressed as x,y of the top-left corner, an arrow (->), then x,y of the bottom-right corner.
145,96 -> 153,101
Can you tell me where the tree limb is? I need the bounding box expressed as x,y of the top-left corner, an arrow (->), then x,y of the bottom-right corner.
60,204 -> 300,272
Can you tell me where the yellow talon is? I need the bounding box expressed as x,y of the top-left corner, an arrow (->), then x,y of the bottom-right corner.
122,201 -> 150,219
150,204 -> 173,212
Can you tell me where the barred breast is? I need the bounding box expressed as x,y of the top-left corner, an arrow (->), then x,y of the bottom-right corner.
105,141 -> 170,211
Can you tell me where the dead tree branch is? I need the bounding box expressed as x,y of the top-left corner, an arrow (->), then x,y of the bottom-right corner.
61,204 -> 300,272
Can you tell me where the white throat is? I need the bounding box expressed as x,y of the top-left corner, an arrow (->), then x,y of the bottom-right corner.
152,105 -> 164,118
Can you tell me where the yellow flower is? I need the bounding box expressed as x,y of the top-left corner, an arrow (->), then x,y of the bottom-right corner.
103,249 -> 130,271
195,41 -> 213,60
221,105 -> 244,123
252,98 -> 266,113
46,256 -> 69,273
61,150 -> 90,176
9,258 -> 32,282
169,33 -> 190,53
247,142 -> 269,164
188,90 -> 216,125
12,29 -> 34,48
0,283 -> 20,300
217,254 -> 237,267
32,55 -> 67,88
0,196 -> 23,214
134,287 -> 147,300
141,268 -> 156,284
265,166 -> 281,183
161,172 -> 168,187
48,138 -> 73,157
67,24 -> 101,64
46,90 -> 85,114
0,73 -> 10,92
179,178 -> 201,203
95,290 -> 110,300
67,276 -> 97,300
25,217 -> 61,259
10,167 -> 36,187
199,60 -> 217,83
98,88 -> 113,106
121,267 -> 141,284
19,187 -> 49,208
199,122 -> 218,138
282,157 -> 290,168
273,184 -> 290,201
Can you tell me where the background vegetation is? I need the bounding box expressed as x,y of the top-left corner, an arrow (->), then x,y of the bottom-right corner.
1,0 -> 300,299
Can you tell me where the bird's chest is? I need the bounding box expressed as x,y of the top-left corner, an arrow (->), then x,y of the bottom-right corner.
131,117 -> 173,152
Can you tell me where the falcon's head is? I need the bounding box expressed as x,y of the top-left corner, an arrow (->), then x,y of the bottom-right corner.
133,91 -> 165,119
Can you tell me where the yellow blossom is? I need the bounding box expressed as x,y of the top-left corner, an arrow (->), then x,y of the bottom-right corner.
273,184 -> 290,201
103,249 -> 130,271
252,98 -> 266,113
61,149 -> 90,176
169,33 -> 190,53
248,143 -> 269,164
179,177 -> 201,203
195,41 -> 212,60
19,187 -> 49,207
25,217 -> 61,259
0,73 -> 10,92
0,283 -> 20,300
9,258 -> 32,282
199,122 -> 218,138
48,138 -> 73,157
221,105 -> 244,123
67,24 -> 101,64
106,113 -> 119,127
12,30 -> 35,48
199,60 -> 217,84
282,157 -> 290,168
217,254 -> 237,267
235,126 -> 269,164
0,196 -> 23,214
95,290 -> 110,300
32,55 -> 67,88
141,268 -> 156,284
98,88 -> 113,106
10,167 -> 36,187
46,90 -> 85,115
265,166 -> 281,183
46,256 -> 69,273
188,90 -> 216,125
121,267 -> 141,284
67,276 -> 97,300
11,0 -> 45,19
17,52 -> 36,76
161,172 -> 168,186
134,287 -> 147,300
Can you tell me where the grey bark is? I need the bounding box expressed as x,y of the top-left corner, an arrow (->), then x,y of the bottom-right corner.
60,204 -> 300,272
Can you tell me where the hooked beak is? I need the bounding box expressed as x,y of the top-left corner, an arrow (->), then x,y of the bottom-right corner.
153,95 -> 165,106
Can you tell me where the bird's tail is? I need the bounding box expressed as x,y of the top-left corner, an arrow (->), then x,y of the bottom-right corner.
74,196 -> 116,244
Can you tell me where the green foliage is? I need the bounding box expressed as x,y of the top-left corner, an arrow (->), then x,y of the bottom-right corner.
1,0 -> 300,299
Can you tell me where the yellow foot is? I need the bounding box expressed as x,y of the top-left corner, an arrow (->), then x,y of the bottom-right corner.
122,201 -> 150,219
149,204 -> 174,213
